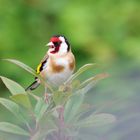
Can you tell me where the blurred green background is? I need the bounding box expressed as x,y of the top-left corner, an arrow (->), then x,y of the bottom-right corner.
0,0 -> 140,140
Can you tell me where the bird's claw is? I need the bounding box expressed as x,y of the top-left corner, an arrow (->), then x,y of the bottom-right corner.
44,93 -> 52,103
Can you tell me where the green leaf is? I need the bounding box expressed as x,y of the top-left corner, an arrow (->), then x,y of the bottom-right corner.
34,98 -> 49,122
79,73 -> 109,89
0,98 -> 26,123
3,59 -> 36,76
75,113 -> 116,128
53,91 -> 71,105
10,94 -> 32,109
65,63 -> 96,84
0,76 -> 26,95
77,73 -> 109,94
0,98 -> 19,115
64,93 -> 84,123
0,122 -> 29,136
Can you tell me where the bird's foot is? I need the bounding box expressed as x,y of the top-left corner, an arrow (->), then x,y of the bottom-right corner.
44,93 -> 52,104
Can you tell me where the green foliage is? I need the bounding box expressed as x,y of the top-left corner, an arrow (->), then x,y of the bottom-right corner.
0,98 -> 26,123
0,76 -> 26,95
10,94 -> 32,109
0,122 -> 29,136
75,113 -> 116,128
34,98 -> 49,122
64,93 -> 84,123
65,63 -> 96,84
0,59 -> 116,140
3,59 -> 37,76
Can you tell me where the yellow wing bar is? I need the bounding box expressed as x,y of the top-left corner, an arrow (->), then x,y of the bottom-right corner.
36,63 -> 42,74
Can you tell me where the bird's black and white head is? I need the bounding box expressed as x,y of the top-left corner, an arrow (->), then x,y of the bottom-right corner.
47,35 -> 70,56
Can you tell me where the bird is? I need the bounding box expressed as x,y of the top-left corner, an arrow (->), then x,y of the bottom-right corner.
25,35 -> 75,91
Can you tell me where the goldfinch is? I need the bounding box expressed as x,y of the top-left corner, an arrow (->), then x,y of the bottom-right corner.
26,35 -> 75,91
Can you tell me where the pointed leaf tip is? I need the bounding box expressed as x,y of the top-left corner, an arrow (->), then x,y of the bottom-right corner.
0,76 -> 26,95
76,113 -> 116,128
3,59 -> 36,76
65,63 -> 96,84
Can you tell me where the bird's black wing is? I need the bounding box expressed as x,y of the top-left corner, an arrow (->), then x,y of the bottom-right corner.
25,54 -> 49,91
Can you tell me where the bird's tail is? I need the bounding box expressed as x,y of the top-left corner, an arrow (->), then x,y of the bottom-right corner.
25,78 -> 40,91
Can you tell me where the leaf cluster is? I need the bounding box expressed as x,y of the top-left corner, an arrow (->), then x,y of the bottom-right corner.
0,59 -> 116,140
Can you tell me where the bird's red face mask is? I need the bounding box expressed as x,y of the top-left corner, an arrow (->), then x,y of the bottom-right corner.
47,37 -> 62,54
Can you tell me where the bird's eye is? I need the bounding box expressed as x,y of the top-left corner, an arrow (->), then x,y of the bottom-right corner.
53,42 -> 61,47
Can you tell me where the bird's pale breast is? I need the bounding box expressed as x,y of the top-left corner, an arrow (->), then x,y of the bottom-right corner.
40,52 -> 75,86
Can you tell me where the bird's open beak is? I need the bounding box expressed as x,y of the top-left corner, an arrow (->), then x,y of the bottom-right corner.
46,42 -> 54,48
